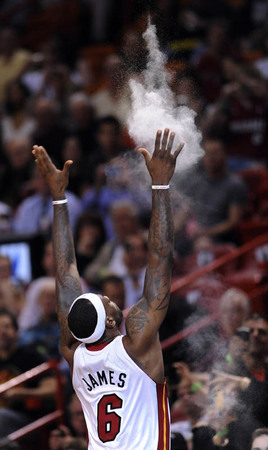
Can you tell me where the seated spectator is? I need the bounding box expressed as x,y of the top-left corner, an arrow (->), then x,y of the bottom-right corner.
74,212 -> 106,275
67,92 -> 96,157
202,59 -> 268,169
83,199 -> 141,286
90,54 -> 131,125
175,136 -> 248,248
100,275 -> 125,310
194,20 -> 237,103
12,165 -> 82,235
251,428 -> 268,450
60,136 -> 87,197
81,115 -> 130,189
0,27 -> 31,105
178,287 -> 250,372
120,232 -> 148,308
0,137 -> 35,208
82,146 -> 151,237
19,278 -> 60,359
0,281 -> 25,320
0,202 -> 12,234
213,313 -> 268,450
31,97 -> 67,166
66,393 -> 87,439
48,394 -> 87,450
0,308 -> 56,437
1,79 -> 35,145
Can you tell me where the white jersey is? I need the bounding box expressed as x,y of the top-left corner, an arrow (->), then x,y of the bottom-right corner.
72,336 -> 170,449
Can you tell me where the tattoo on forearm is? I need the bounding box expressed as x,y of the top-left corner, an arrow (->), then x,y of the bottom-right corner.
53,205 -> 81,317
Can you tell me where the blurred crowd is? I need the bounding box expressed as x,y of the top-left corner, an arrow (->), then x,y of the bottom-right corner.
0,0 -> 268,449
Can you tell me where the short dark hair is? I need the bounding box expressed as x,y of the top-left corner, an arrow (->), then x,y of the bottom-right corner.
96,116 -> 121,134
243,312 -> 268,324
0,308 -> 18,331
252,427 -> 268,442
68,298 -> 98,339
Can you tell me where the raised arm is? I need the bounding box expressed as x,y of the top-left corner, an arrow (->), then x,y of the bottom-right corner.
123,129 -> 184,382
32,146 -> 82,366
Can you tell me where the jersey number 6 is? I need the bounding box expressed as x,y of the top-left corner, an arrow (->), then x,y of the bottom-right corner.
97,394 -> 123,442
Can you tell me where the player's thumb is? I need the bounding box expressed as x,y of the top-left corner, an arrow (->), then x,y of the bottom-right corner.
138,148 -> 151,165
63,160 -> 73,177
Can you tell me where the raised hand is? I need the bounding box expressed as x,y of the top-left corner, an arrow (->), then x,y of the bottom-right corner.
32,145 -> 73,199
138,128 -> 184,185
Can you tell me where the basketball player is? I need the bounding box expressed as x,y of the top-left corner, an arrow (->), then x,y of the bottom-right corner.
32,128 -> 184,449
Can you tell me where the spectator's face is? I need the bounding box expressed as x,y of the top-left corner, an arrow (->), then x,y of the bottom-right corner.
123,235 -> 148,271
203,140 -> 226,175
42,242 -> 55,276
0,257 -> 11,280
111,207 -> 138,239
34,100 -> 55,128
48,429 -> 66,450
176,381 -> 205,418
252,434 -> 268,450
102,281 -> 125,310
62,137 -> 82,163
70,102 -> 92,128
243,318 -> 268,357
38,287 -> 57,318
68,397 -> 87,437
5,140 -> 31,170
0,315 -> 17,352
97,124 -> 121,153
220,297 -> 248,337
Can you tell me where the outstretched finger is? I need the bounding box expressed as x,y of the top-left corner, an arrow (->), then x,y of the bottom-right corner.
167,131 -> 175,153
161,128 -> 169,150
154,130 -> 162,153
173,142 -> 184,159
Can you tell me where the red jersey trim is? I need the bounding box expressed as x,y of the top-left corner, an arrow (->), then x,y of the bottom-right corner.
157,381 -> 170,450
85,342 -> 110,351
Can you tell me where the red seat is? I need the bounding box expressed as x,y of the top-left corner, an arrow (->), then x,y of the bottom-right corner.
237,218 -> 268,244
182,244 -> 238,276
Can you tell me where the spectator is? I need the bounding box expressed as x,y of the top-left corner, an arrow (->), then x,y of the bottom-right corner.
19,278 -> 60,359
67,393 -> 87,439
180,287 -> 250,372
100,275 -> 125,310
1,79 -> 35,144
0,202 -> 12,233
175,136 -> 248,248
194,19 -> 238,103
0,27 -> 30,104
31,97 -> 67,166
90,54 -> 131,125
60,136 -> 87,197
0,137 -> 35,208
251,428 -> 268,450
83,199 -> 141,286
203,59 -> 268,169
12,165 -> 82,235
219,313 -> 268,450
74,211 -> 106,275
121,232 -> 148,308
0,308 -> 56,437
67,92 -> 96,157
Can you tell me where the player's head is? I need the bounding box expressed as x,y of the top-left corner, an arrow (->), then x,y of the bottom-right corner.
67,293 -> 123,344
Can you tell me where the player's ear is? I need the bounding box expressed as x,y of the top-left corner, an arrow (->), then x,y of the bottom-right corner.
106,316 -> 116,329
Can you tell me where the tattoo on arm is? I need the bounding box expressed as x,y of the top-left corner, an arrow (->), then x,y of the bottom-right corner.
53,205 -> 82,334
126,190 -> 174,336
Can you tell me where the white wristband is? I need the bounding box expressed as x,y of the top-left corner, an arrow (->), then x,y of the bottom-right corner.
52,199 -> 68,205
152,185 -> 170,189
